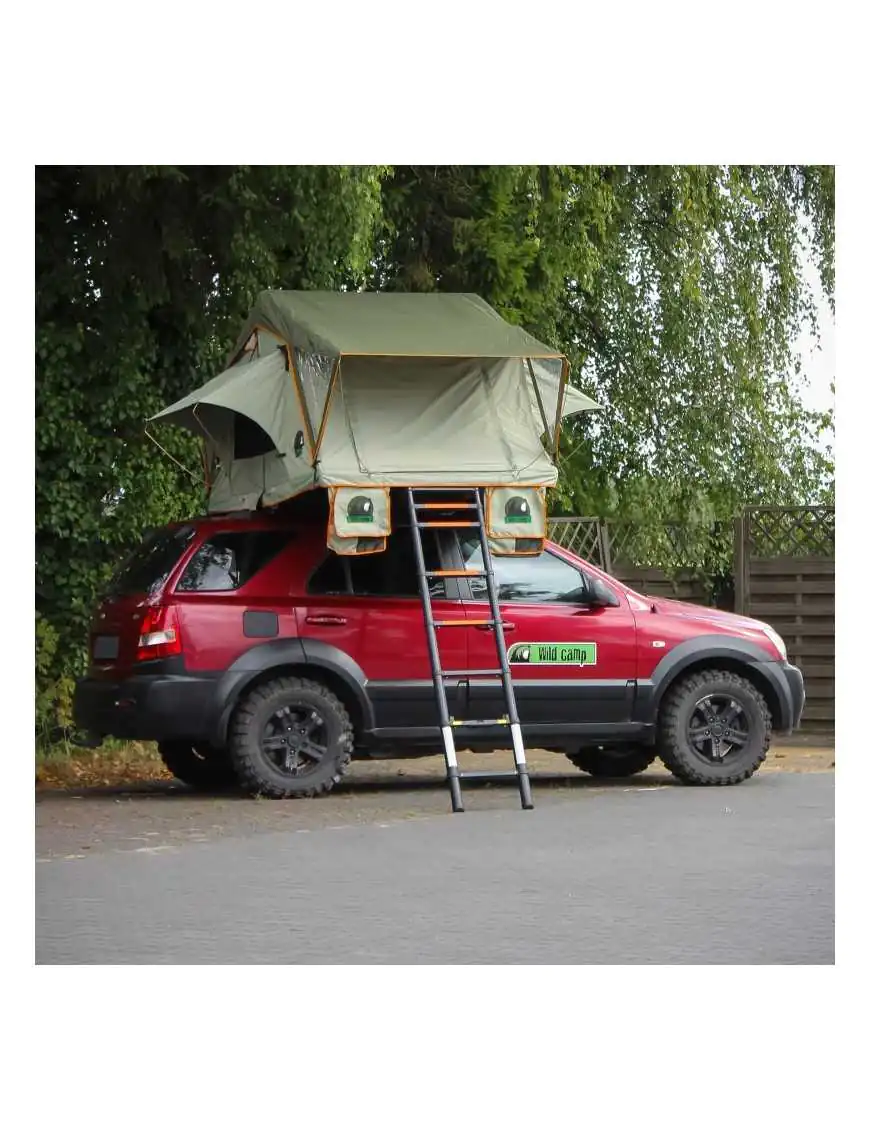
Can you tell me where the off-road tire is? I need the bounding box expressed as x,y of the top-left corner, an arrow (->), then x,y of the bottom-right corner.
228,676 -> 353,799
158,741 -> 237,790
658,668 -> 771,785
566,745 -> 657,778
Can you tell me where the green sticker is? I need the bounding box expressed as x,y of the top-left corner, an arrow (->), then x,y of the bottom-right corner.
508,642 -> 597,666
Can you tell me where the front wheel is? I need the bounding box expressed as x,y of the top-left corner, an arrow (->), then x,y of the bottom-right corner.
658,669 -> 771,785
566,745 -> 657,778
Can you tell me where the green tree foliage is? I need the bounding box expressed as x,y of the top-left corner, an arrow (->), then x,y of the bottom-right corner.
36,165 -> 386,731
374,165 -> 835,524
36,165 -> 834,734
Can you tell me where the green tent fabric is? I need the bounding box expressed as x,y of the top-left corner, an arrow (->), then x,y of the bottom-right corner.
561,383 -> 599,417
152,349 -> 290,428
154,291 -> 601,513
230,291 -> 564,361
152,350 -> 313,509
527,359 -> 600,429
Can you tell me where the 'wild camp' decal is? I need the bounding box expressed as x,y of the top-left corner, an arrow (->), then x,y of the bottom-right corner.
508,642 -> 597,666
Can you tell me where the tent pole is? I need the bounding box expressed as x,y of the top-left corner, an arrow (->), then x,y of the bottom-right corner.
526,358 -> 555,454
199,440 -> 212,491
144,428 -> 199,482
314,358 -> 341,462
286,346 -> 316,452
226,322 -> 273,368
552,357 -> 570,459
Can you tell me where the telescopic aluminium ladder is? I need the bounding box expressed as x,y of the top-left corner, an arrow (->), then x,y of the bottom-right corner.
407,487 -> 533,813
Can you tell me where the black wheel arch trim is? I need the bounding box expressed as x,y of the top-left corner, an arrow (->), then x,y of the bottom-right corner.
633,633 -> 805,728
212,637 -> 375,746
635,634 -> 801,731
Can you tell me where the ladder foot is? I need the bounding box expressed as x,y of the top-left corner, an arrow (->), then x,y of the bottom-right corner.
446,767 -> 464,813
518,768 -> 534,810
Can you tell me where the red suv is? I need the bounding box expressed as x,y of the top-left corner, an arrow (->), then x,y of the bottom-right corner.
74,502 -> 805,798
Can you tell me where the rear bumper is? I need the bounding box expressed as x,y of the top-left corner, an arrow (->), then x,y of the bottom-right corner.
73,671 -> 218,743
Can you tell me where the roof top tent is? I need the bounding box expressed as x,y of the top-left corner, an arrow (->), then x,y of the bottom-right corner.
152,291 -> 599,532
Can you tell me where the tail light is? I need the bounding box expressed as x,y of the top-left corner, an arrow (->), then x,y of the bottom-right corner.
137,604 -> 182,662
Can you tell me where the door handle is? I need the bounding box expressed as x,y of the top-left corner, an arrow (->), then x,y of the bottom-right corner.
306,614 -> 347,626
475,622 -> 516,632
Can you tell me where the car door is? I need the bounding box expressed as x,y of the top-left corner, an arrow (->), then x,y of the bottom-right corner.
304,527 -> 468,732
455,534 -> 637,725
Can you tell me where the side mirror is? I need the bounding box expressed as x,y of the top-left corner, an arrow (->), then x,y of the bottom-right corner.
584,578 -> 620,608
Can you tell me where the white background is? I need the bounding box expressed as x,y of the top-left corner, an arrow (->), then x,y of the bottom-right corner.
6,3 -> 859,1129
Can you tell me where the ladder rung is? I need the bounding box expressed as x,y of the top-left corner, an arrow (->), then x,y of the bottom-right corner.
433,618 -> 494,627
450,718 -> 510,727
459,771 -> 519,781
425,569 -> 484,577
441,668 -> 504,678
414,503 -> 476,510
416,521 -> 481,528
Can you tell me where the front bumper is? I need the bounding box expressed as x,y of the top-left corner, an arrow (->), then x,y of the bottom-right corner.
782,661 -> 806,730
73,671 -> 218,743
752,660 -> 805,733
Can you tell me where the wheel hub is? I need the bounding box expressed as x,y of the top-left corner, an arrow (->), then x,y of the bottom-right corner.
688,695 -> 749,764
261,705 -> 328,776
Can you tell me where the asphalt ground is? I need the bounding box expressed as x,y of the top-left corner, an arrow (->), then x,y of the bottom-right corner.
36,749 -> 834,964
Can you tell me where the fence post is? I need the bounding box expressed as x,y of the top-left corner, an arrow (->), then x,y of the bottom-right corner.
601,521 -> 613,574
733,513 -> 746,614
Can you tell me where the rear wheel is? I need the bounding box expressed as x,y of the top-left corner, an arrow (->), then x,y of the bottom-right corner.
158,741 -> 237,790
228,676 -> 353,799
658,669 -> 771,785
566,745 -> 657,778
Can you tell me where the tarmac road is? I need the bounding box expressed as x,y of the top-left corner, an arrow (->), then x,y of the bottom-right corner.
36,767 -> 833,964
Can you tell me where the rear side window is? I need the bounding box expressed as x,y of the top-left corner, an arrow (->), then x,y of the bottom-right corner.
108,525 -> 196,597
176,530 -> 292,592
308,528 -> 444,597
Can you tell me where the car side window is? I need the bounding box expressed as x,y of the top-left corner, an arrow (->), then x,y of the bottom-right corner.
177,531 -> 292,592
458,535 -> 591,603
308,528 -> 445,598
306,553 -> 352,595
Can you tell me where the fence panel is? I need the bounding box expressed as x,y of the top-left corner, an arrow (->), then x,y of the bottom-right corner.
547,519 -> 608,569
551,506 -> 835,732
549,518 -> 717,606
613,566 -> 713,606
737,507 -> 835,733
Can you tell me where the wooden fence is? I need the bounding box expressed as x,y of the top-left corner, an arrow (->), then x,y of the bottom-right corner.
549,507 -> 835,733
547,517 -> 714,606
734,506 -> 835,732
